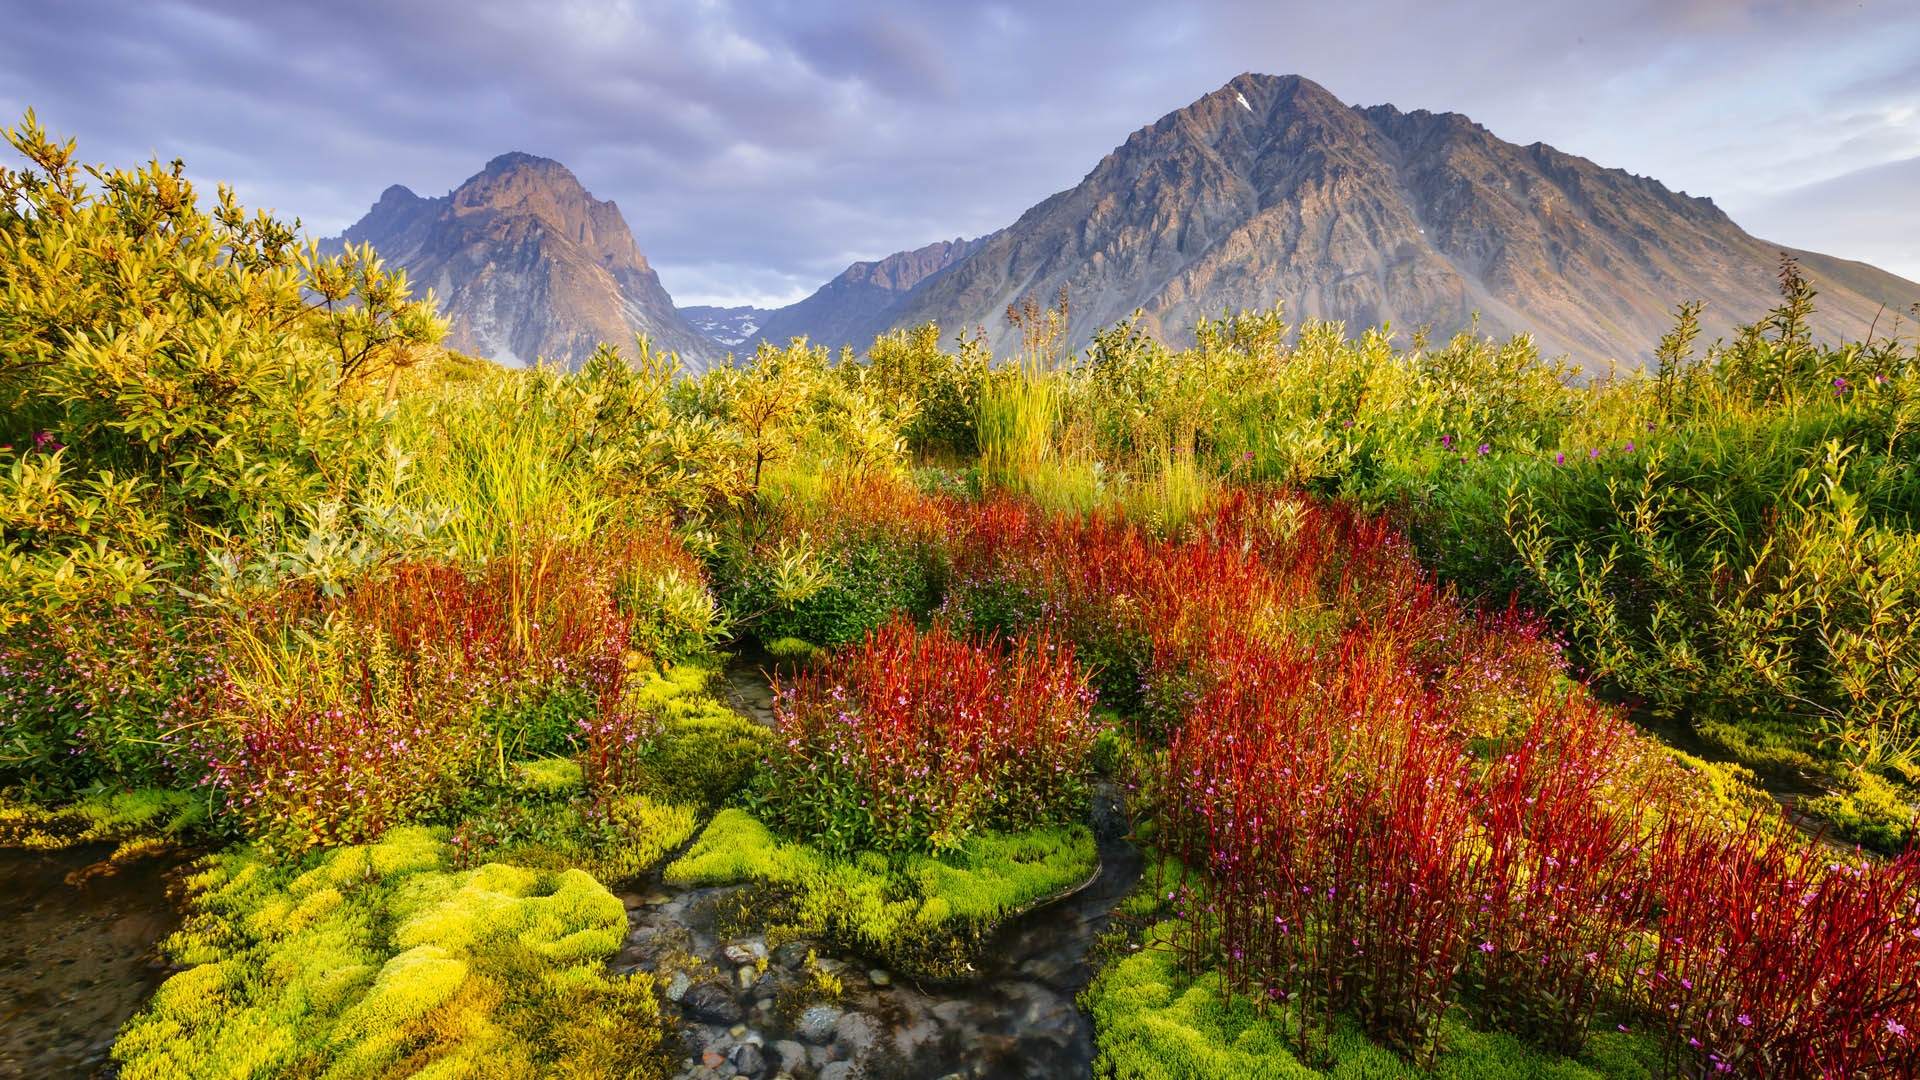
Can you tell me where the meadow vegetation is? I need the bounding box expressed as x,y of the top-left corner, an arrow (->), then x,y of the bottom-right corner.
2,117 -> 1917,1078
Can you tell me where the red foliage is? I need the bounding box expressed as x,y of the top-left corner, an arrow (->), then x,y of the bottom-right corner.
758,616 -> 1102,854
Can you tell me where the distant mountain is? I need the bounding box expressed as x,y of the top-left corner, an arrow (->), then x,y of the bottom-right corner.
681,305 -> 770,349
881,73 -> 1920,369
330,153 -> 715,370
747,236 -> 989,351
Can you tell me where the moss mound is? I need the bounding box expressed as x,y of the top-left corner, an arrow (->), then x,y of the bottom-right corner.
665,808 -> 1097,979
0,788 -> 207,859
113,826 -> 671,1080
627,661 -> 771,806
1084,921 -> 1662,1080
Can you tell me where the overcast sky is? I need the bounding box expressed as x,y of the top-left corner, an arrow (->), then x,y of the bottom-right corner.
3,0 -> 1916,307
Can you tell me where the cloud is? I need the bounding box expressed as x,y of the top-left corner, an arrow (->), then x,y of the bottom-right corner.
3,0 -> 1917,307
1737,155 -> 1920,284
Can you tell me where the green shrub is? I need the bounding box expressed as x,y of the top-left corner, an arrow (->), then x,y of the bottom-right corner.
0,112 -> 444,625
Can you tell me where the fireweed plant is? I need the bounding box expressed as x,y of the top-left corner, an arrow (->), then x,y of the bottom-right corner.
749,617 -> 1104,856
183,527 -> 713,849
794,482 -> 1920,1074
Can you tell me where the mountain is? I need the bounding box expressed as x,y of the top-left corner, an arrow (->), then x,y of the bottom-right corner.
331,153 -> 715,369
747,236 -> 988,351
682,305 -> 770,348
879,73 -> 1920,369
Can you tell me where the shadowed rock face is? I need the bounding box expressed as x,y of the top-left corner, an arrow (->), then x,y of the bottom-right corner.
748,235 -> 990,353
333,152 -> 715,370
881,73 -> 1920,370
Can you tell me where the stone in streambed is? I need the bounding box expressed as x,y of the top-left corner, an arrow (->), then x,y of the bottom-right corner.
728,1041 -> 767,1077
682,980 -> 744,1025
772,1039 -> 809,1074
795,1003 -> 844,1043
772,940 -> 811,970
830,1012 -> 880,1059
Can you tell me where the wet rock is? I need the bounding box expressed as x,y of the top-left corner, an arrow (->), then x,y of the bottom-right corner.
664,971 -> 693,1002
817,1062 -> 860,1080
772,1039 -> 810,1074
830,1012 -> 881,1059
702,1049 -> 726,1069
771,940 -> 811,970
723,942 -> 758,965
795,1003 -> 844,1044
728,1041 -> 767,1077
683,980 -> 744,1025
891,1017 -> 942,1059
736,965 -> 759,991
865,968 -> 890,987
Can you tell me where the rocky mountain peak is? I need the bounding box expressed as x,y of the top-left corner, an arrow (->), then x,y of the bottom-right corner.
879,72 -> 1918,368
332,155 -> 712,369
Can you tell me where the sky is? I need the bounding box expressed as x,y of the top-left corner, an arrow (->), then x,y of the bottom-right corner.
3,0 -> 1916,308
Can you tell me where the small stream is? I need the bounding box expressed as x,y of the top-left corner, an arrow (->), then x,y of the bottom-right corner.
613,653 -> 1145,1080
0,846 -> 189,1079
0,651 -> 1142,1080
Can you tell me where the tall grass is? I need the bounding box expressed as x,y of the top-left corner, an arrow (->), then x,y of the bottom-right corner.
387,372 -> 612,562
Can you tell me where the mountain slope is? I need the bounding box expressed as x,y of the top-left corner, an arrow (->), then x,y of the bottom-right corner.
885,74 -> 1920,369
748,236 -> 988,351
332,153 -> 715,370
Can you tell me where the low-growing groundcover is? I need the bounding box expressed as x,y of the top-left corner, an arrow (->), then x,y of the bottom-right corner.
666,808 -> 1097,980
114,826 -> 671,1079
1085,920 -> 1661,1080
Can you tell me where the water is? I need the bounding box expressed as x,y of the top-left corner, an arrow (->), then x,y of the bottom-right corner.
0,846 -> 188,1079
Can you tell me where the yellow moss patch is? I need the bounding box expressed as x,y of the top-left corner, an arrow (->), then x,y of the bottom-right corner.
665,808 -> 1095,977
113,826 -> 668,1080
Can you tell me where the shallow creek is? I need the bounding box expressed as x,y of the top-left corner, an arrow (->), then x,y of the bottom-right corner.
0,652 -> 1142,1079
0,845 -> 189,1079
619,654 -> 1145,1080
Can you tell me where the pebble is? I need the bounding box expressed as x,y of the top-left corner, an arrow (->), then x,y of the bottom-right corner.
771,1039 -> 809,1074
866,968 -> 890,987
795,1003 -> 844,1044
728,1041 -> 767,1077
736,965 -> 758,991
682,980 -> 744,1025
771,940 -> 811,970
729,1024 -> 749,1039
664,971 -> 692,1002
723,942 -> 758,965
830,1011 -> 881,1057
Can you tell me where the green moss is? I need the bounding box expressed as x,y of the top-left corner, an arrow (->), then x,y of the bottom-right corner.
1083,920 -> 1660,1080
1803,769 -> 1917,852
664,808 -> 1095,978
509,757 -> 584,801
112,826 -> 670,1080
0,788 -> 207,858
624,661 -> 771,805
763,636 -> 826,665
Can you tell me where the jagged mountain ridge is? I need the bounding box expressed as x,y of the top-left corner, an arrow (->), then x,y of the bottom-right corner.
872,74 -> 1919,369
331,153 -> 715,370
743,236 -> 990,352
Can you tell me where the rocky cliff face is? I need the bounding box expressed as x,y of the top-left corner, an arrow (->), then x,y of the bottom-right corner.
748,236 -> 988,351
886,73 -> 1920,369
333,153 -> 715,370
